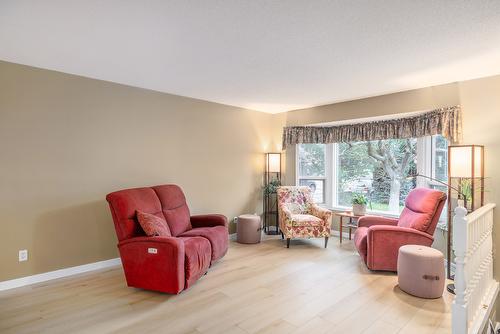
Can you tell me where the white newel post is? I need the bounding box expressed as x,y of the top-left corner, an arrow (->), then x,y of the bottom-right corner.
452,206 -> 469,334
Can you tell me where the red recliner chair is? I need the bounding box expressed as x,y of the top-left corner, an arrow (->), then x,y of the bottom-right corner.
353,188 -> 446,271
106,184 -> 228,294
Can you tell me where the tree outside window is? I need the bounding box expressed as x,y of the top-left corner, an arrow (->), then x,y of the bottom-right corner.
337,139 -> 417,213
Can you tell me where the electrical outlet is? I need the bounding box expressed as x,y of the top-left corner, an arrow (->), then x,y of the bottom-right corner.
233,217 -> 238,224
19,249 -> 28,262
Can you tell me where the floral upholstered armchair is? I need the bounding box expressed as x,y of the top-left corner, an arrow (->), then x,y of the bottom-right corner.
277,186 -> 333,248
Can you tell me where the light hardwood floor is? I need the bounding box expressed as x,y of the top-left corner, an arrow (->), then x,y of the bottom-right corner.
0,235 -> 452,334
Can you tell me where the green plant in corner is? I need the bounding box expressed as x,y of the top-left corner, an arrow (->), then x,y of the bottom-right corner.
264,179 -> 281,195
459,179 -> 473,203
351,193 -> 368,205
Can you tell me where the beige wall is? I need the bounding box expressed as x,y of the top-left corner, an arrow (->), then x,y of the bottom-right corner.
0,61 -> 277,282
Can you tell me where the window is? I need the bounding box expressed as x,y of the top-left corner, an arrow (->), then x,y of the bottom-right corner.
297,144 -> 327,203
296,135 -> 448,216
432,135 -> 448,183
429,135 -> 449,227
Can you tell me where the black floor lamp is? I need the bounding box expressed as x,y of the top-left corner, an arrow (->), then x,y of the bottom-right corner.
263,153 -> 281,235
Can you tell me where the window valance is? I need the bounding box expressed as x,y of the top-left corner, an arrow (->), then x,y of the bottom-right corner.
282,106 -> 462,149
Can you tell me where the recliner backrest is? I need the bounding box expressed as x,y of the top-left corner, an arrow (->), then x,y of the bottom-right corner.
153,185 -> 192,236
397,188 -> 447,235
106,184 -> 192,241
106,187 -> 160,241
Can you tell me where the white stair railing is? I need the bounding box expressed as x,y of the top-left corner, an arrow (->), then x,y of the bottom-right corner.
452,203 -> 498,334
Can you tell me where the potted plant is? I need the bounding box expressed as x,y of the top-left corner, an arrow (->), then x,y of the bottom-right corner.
352,193 -> 368,216
263,179 -> 281,195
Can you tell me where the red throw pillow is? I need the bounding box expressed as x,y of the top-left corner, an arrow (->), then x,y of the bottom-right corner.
136,210 -> 172,237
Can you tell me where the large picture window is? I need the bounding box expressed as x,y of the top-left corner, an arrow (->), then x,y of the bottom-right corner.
296,135 -> 448,216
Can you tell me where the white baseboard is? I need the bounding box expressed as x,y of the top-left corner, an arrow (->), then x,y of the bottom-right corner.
0,258 -> 122,291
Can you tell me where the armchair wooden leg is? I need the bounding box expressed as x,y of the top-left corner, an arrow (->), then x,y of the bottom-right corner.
286,238 -> 291,248
325,237 -> 329,248
281,232 -> 284,240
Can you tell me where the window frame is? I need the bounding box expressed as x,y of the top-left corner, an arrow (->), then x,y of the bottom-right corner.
296,136 -> 447,219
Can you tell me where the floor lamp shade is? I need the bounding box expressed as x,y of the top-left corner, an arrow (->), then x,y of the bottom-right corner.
449,145 -> 484,178
266,153 -> 281,173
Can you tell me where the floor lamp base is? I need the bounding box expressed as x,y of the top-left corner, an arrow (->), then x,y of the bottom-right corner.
447,283 -> 455,295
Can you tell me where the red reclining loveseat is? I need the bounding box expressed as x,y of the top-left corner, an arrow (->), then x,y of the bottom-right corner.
106,184 -> 228,294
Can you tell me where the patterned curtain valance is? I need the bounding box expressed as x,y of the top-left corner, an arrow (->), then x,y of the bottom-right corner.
282,106 -> 462,149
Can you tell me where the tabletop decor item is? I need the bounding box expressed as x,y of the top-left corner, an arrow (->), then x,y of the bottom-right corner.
351,193 -> 368,216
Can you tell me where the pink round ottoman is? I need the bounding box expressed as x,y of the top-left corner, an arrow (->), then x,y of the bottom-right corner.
397,245 -> 445,299
236,214 -> 261,244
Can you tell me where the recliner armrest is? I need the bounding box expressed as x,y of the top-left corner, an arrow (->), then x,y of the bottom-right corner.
118,236 -> 185,294
358,215 -> 399,228
190,214 -> 228,228
366,225 -> 434,271
368,225 -> 433,240
119,235 -> 184,247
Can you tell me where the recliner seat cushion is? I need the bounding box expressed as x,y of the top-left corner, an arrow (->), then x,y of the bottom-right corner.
179,226 -> 228,263
180,236 -> 211,289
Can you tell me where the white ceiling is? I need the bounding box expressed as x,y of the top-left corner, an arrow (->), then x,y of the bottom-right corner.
1,1 -> 500,113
